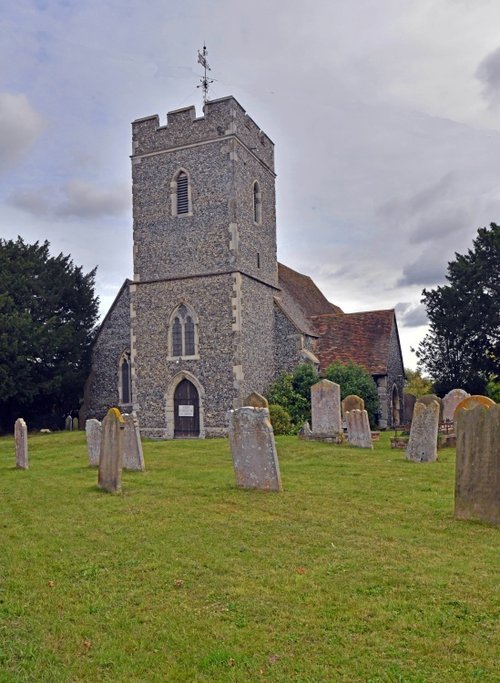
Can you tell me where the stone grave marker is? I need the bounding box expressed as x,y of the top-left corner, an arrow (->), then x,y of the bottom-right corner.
72,416 -> 79,431
98,408 -> 125,493
228,406 -> 282,491
406,400 -> 440,462
122,412 -> 145,471
298,421 -> 313,440
443,389 -> 470,424
65,415 -> 73,431
416,394 -> 443,423
341,394 -> 364,418
455,404 -> 499,525
244,391 -> 269,409
346,409 -> 373,449
15,418 -> 28,469
454,395 -> 495,420
311,379 -> 341,438
85,419 -> 101,467
403,393 -> 416,424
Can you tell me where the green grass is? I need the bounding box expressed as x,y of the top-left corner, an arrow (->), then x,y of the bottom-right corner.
0,432 -> 498,682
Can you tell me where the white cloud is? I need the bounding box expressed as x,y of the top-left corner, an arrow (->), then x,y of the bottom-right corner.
0,92 -> 45,173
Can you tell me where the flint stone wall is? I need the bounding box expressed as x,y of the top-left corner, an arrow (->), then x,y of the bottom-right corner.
346,409 -> 373,449
15,418 -> 28,469
228,407 -> 282,491
455,404 -> 499,525
406,401 -> 439,463
311,379 -> 341,437
85,419 -> 102,467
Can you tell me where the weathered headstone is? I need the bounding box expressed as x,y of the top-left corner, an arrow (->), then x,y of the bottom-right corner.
72,416 -> 79,431
406,400 -> 440,463
341,394 -> 364,417
228,406 -> 282,491
403,393 -> 416,424
244,391 -> 269,409
455,404 -> 499,525
122,412 -> 145,471
14,418 -> 28,469
85,419 -> 101,467
454,395 -> 495,419
98,408 -> 125,493
65,415 -> 73,431
298,421 -> 313,440
311,379 -> 341,438
346,409 -> 373,449
443,389 -> 470,424
416,394 -> 443,423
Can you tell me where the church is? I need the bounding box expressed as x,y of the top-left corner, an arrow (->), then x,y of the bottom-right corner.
83,96 -> 404,437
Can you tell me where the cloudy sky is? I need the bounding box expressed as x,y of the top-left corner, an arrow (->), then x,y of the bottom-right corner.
2,0 -> 500,369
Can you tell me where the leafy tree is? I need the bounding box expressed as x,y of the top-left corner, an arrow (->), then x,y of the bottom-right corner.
415,223 -> 499,395
0,237 -> 99,432
324,360 -> 378,426
486,375 -> 500,403
267,363 -> 318,429
404,367 -> 434,397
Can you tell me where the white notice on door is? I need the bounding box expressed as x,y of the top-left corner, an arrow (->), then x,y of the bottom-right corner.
178,405 -> 194,417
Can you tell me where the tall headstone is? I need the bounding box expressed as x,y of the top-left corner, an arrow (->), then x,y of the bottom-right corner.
98,408 -> 125,493
122,412 -> 145,471
416,394 -> 443,423
228,406 -> 282,491
72,416 -> 79,431
345,409 -> 373,448
346,409 -> 373,449
406,400 -> 440,463
14,418 -> 28,469
403,393 -> 416,425
311,379 -> 341,438
454,395 -> 495,420
65,415 -> 73,431
443,389 -> 470,424
341,395 -> 364,418
455,404 -> 499,525
244,392 -> 269,409
85,419 -> 101,467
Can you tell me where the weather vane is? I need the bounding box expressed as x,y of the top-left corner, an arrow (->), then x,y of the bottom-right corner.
197,43 -> 214,105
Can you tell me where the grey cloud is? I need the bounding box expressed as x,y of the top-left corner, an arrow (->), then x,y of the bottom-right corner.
476,46 -> 500,105
395,302 -> 428,327
397,249 -> 448,287
0,93 -> 45,174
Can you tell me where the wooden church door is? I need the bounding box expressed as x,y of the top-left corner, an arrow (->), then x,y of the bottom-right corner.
174,379 -> 200,437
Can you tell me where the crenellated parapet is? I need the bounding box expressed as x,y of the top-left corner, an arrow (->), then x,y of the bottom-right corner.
131,96 -> 274,171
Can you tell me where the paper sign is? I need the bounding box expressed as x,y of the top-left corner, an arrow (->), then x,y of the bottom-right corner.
178,405 -> 194,417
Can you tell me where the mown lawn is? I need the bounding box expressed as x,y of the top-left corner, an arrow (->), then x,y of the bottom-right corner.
0,432 -> 498,682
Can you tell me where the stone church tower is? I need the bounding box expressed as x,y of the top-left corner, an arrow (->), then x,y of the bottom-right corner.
129,96 -> 279,437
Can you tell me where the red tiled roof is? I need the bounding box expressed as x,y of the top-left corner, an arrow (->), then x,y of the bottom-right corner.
310,309 -> 396,375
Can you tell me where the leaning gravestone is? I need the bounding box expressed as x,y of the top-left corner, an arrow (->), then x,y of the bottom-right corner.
98,408 -> 125,493
228,406 -> 282,491
454,395 -> 495,420
443,389 -> 470,424
406,400 -> 440,462
244,392 -> 269,409
122,412 -> 145,471
311,379 -> 341,438
341,395 -> 364,418
346,409 -> 373,449
403,393 -> 416,425
15,418 -> 28,469
85,419 -> 101,467
455,404 -> 499,525
65,415 -> 73,431
416,394 -> 443,423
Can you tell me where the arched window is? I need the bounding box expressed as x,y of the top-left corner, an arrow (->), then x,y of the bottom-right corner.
169,304 -> 198,358
118,351 -> 132,404
171,169 -> 191,216
253,181 -> 262,224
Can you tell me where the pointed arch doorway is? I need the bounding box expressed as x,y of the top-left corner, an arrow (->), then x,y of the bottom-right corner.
174,378 -> 200,438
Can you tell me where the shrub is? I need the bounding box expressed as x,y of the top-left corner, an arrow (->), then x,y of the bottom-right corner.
268,404 -> 293,435
324,360 -> 378,426
267,363 -> 318,429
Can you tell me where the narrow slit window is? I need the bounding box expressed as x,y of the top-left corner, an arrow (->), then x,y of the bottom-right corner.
253,181 -> 262,224
177,172 -> 189,214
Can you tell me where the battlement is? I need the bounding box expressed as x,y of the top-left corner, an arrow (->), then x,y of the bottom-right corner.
132,96 -> 274,171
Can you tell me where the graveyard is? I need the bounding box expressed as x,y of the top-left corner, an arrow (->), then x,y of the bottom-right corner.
1,430 -> 498,682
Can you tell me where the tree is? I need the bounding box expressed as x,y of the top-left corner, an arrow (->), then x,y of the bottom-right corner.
415,223 -> 500,395
324,360 -> 378,426
0,237 -> 99,432
266,363 -> 319,430
404,368 -> 434,397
